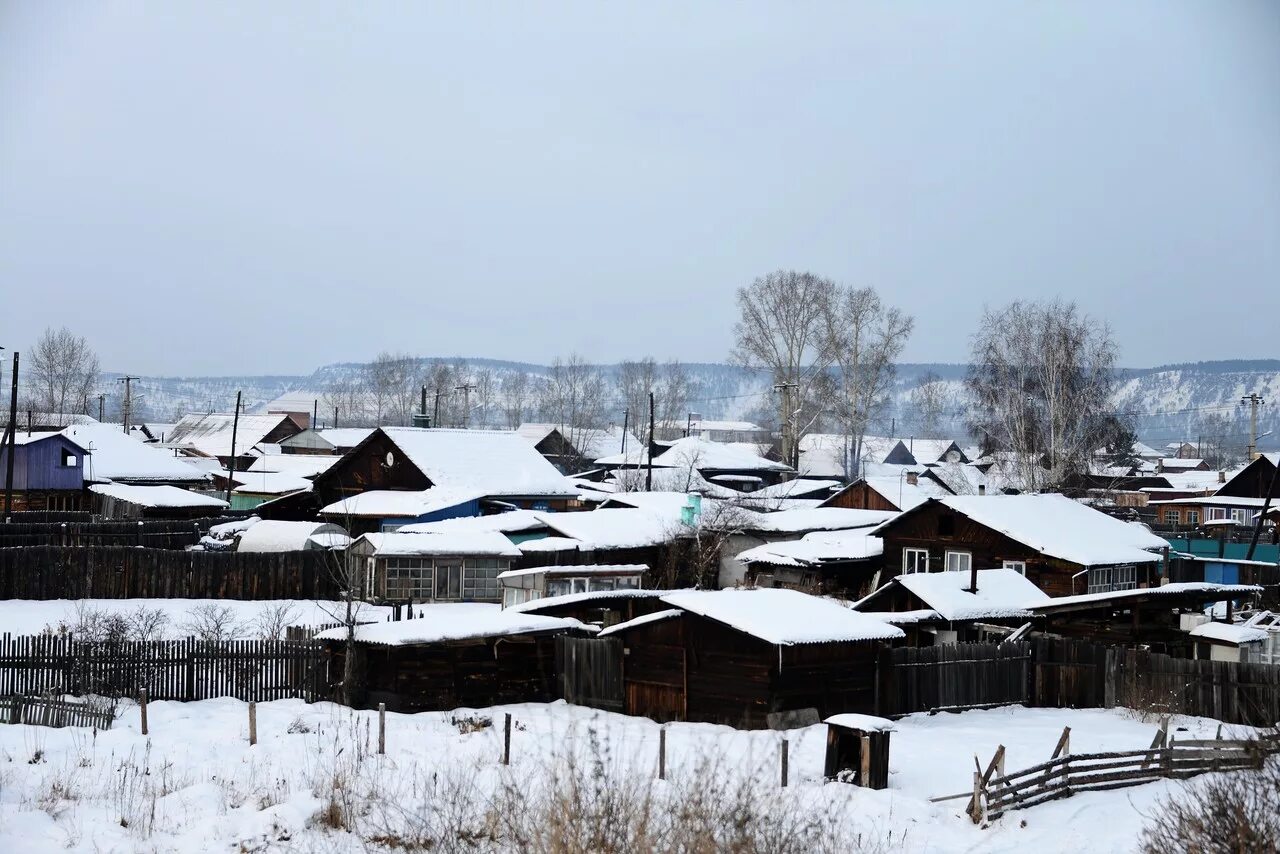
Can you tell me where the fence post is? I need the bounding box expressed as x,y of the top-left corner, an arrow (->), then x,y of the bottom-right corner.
969,771 -> 983,823
1051,726 -> 1070,760
502,712 -> 511,766
248,701 -> 257,746
658,726 -> 667,780
378,703 -> 386,755
859,735 -> 872,787
139,688 -> 148,736
780,737 -> 789,788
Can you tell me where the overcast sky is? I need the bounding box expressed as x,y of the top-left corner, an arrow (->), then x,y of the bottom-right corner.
1,2 -> 1277,376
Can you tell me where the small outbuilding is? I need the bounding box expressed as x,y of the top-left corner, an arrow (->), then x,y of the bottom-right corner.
823,713 -> 895,789
88,483 -> 229,520
348,531 -> 522,603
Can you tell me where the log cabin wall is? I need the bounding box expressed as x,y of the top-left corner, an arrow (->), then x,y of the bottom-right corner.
311,431 -> 432,505
824,483 -> 900,512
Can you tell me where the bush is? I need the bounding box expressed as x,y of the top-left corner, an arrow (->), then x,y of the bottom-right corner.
1141,752 -> 1280,853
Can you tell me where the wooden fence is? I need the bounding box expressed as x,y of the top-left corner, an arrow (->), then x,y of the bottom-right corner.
877,638 -> 1280,726
556,635 -> 624,713
876,642 -> 1031,717
0,546 -> 344,600
0,517 -> 233,549
0,634 -> 327,703
0,695 -> 117,730
982,733 -> 1280,821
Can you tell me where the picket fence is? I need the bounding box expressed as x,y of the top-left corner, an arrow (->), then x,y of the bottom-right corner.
0,695 -> 117,730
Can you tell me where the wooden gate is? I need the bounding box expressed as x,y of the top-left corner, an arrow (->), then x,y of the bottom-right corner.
556,635 -> 623,712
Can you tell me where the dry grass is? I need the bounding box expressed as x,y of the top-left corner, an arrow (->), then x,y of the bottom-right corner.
1141,746 -> 1280,854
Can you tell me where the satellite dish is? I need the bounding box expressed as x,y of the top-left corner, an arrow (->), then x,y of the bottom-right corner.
385,451 -> 395,467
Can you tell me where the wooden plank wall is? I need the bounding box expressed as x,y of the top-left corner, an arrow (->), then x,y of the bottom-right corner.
0,546 -> 343,600
876,642 -> 1031,717
556,635 -> 624,712
0,633 -> 326,703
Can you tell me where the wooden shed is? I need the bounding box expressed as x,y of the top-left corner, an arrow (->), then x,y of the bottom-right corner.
823,713 -> 895,789
317,604 -> 588,712
597,588 -> 903,728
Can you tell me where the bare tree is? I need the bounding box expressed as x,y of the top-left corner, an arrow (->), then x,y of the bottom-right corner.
127,606 -> 172,643
1196,411 -> 1246,471
365,352 -> 409,425
731,271 -> 837,467
657,361 -> 695,433
617,358 -> 659,436
322,370 -> 372,427
537,354 -> 608,455
26,326 -> 100,418
820,287 -> 913,479
472,366 -> 497,428
908,371 -> 953,438
965,299 -> 1119,491
255,601 -> 302,640
500,371 -> 531,429
179,603 -> 248,642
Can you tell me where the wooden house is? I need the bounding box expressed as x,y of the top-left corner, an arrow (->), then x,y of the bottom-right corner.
62,423 -> 210,488
348,531 -> 522,603
0,432 -> 88,511
166,412 -> 306,470
308,428 -> 580,531
598,588 -> 902,727
821,469 -> 955,512
317,605 -> 588,712
498,563 -> 646,609
735,529 -> 886,597
871,494 -> 1169,597
505,587 -> 676,626
596,437 -> 794,491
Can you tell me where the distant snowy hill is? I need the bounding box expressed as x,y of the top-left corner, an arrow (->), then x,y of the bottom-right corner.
95,358 -> 1280,451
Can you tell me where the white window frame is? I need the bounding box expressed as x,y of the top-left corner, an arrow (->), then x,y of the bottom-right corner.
902,548 -> 929,574
1087,564 -> 1138,594
1002,560 -> 1027,576
1207,507 -> 1228,521
944,550 -> 972,573
1231,508 -> 1253,526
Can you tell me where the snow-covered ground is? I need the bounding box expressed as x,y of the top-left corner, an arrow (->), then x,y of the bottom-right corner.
0,599 -> 392,639
0,699 -> 1254,853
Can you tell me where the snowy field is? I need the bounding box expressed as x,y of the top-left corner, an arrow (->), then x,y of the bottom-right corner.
0,599 -> 393,640
0,699 -> 1253,853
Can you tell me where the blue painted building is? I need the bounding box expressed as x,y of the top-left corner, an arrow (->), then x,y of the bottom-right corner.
0,431 -> 88,511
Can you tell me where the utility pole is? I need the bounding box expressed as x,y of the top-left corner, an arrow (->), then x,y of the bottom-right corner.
1241,393 -> 1265,461
224,391 -> 242,504
312,399 -> 318,430
420,385 -> 428,425
455,382 -> 476,428
4,351 -> 19,521
774,381 -> 798,468
118,375 -> 140,434
97,394 -> 106,423
621,407 -> 630,457
433,390 -> 443,428
646,392 -> 655,491
685,411 -> 693,438
333,406 -> 339,429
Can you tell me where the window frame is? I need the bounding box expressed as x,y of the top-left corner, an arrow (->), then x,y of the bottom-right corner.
902,548 -> 929,575
1002,560 -> 1027,575
944,550 -> 972,574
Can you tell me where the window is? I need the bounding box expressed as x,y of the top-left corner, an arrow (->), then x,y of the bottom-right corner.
383,557 -> 433,600
944,551 -> 972,573
1232,509 -> 1253,526
1208,507 -> 1228,521
434,561 -> 462,599
60,450 -> 77,467
1163,509 -> 1180,525
590,577 -> 617,591
462,559 -> 502,601
1002,560 -> 1027,575
903,548 -> 929,574
1087,564 -> 1137,594
547,579 -> 572,597
1186,510 -> 1200,526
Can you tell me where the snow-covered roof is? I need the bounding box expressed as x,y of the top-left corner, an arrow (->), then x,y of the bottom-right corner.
861,608 -> 941,625
245,454 -> 338,478
902,439 -> 965,464
62,423 -> 210,484
1160,458 -> 1206,468
166,413 -> 299,458
737,507 -> 895,534
538,507 -> 677,549
598,609 -> 683,637
736,529 -> 885,567
1149,495 -> 1268,507
355,531 -> 521,558
924,462 -> 988,496
856,475 -> 953,510
598,436 -> 791,473
227,470 -> 314,495
824,713 -> 896,732
658,589 -> 903,645
744,479 -> 843,501
88,483 -> 228,510
320,488 -> 482,518
887,494 -> 1168,566
607,467 -> 743,497
515,536 -> 582,553
208,516 -> 259,538
1030,582 -> 1262,611
315,603 -> 586,645
506,588 -> 675,613
497,563 -> 646,580
237,520 -> 348,553
316,428 -> 376,448
1188,621 -> 1269,645
399,509 -> 548,535
380,428 -> 577,497
880,568 -> 1050,621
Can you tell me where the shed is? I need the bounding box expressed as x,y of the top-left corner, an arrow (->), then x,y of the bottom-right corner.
88,483 -> 229,520
315,604 -> 588,712
348,531 -> 522,603
823,713 -> 895,789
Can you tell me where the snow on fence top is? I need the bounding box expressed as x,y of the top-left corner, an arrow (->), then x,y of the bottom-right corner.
356,531 -> 522,558
890,567 -> 1050,621
380,428 -> 577,497
315,603 -> 587,646
88,483 -> 228,509
659,589 -> 904,645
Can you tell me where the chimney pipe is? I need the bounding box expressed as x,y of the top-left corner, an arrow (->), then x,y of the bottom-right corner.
906,471 -> 918,486
1218,470 -> 1226,484
968,560 -> 978,594
978,484 -> 986,496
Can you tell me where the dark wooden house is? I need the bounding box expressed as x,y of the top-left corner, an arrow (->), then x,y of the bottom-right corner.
597,588 -> 902,728
821,470 -> 954,512
318,605 -> 587,712
872,494 -> 1169,597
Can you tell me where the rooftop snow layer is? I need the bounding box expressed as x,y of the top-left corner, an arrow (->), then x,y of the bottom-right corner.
63,423 -> 210,484
598,609 -> 683,637
166,413 -> 298,458
1030,582 -> 1263,611
315,603 -> 586,645
659,588 -> 903,645
506,588 -> 676,613
824,713 -> 896,732
320,488 -> 482,518
889,568 -> 1050,621
237,520 -> 348,553
88,483 -> 228,509
381,428 -> 577,497
356,531 -> 522,557
398,509 -> 548,535
1188,621 -> 1269,645
497,563 -> 647,581
735,529 -> 885,567
245,454 -> 339,478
